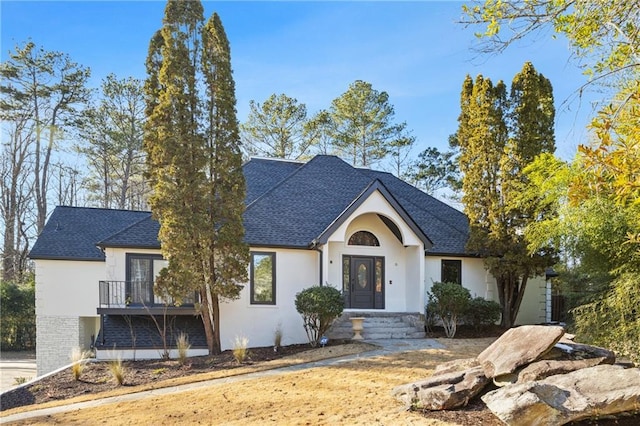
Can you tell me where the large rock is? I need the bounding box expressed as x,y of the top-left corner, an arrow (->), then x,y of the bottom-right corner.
542,341 -> 616,363
477,325 -> 565,378
392,366 -> 489,410
516,357 -> 611,383
482,364 -> 640,425
433,357 -> 479,375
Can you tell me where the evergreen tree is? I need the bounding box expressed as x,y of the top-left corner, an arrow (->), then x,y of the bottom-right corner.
199,12 -> 249,354
240,93 -> 315,160
144,0 -> 248,354
329,80 -> 409,167
457,63 -> 556,328
77,74 -> 147,210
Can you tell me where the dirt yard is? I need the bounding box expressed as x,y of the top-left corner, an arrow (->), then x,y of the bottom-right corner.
2,337 -> 638,425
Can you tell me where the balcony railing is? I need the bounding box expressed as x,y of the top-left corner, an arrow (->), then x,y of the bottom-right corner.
99,281 -> 198,310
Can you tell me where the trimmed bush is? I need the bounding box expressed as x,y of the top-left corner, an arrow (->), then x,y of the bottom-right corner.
427,281 -> 471,338
295,285 -> 344,347
464,297 -> 501,329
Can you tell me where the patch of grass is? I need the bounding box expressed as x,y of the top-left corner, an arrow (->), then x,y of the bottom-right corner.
176,332 -> 191,365
71,347 -> 91,381
13,376 -> 31,385
108,356 -> 126,386
232,336 -> 249,364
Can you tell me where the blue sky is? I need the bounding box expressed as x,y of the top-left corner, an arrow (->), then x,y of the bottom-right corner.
1,1 -> 602,161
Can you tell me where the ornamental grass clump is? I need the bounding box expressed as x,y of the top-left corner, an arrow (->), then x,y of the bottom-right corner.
176,332 -> 191,365
108,355 -> 126,386
70,347 -> 91,381
232,336 -> 249,364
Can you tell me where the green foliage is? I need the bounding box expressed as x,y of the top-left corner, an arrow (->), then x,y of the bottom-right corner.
240,93 -> 316,160
13,377 -> 30,385
295,286 -> 344,347
328,80 -> 411,168
144,1 -> 248,354
461,1 -> 639,85
463,297 -> 501,330
409,147 -> 460,195
76,74 -> 147,210
0,277 -> 35,350
572,273 -> 640,365
457,62 -> 556,327
427,282 -> 471,338
461,0 -> 639,361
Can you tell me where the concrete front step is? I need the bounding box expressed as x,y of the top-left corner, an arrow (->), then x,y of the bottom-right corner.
327,312 -> 425,340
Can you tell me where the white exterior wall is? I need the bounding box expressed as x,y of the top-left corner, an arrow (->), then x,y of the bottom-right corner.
322,190 -> 425,313
220,247 -> 319,350
425,256 -> 496,302
425,256 -> 547,325
104,247 -> 165,281
35,259 -> 104,375
515,275 -> 547,325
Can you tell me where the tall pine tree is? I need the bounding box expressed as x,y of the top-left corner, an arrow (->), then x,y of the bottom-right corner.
457,62 -> 556,328
144,0 -> 248,354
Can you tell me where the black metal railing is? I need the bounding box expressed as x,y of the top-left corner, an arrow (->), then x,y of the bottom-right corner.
98,281 -> 197,309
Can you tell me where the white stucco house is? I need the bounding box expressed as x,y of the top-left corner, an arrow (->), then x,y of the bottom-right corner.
29,155 -> 548,375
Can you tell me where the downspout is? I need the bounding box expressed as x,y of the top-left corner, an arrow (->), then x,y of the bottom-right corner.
311,239 -> 323,285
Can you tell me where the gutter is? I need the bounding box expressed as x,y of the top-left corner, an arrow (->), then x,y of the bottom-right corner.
310,239 -> 323,286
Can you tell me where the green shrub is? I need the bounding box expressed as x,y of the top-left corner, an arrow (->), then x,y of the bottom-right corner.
427,282 -> 471,338
572,273 -> 639,365
464,297 -> 501,329
295,285 -> 344,347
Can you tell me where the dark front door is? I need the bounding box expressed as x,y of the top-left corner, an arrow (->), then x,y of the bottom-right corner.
351,257 -> 375,309
343,255 -> 385,309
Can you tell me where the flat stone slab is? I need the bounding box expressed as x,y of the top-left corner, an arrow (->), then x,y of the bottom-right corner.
392,366 -> 489,410
482,364 -> 640,425
477,325 -> 565,378
515,357 -> 611,384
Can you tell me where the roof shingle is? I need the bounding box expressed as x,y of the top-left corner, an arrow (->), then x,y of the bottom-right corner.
30,155 -> 471,260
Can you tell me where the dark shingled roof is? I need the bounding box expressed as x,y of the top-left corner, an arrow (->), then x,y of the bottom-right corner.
98,216 -> 161,249
30,155 -> 471,260
29,207 -> 151,261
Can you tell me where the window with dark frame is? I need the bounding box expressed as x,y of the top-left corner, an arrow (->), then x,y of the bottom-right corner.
126,253 -> 164,305
250,252 -> 276,305
441,259 -> 462,285
348,230 -> 380,246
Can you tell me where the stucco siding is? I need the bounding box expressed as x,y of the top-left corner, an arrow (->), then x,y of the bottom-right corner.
35,259 -> 103,375
324,210 -> 424,313
425,256 -> 547,325
219,247 -> 319,351
515,275 -> 546,325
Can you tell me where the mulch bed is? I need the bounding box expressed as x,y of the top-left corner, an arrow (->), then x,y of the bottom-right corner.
0,343 -> 318,412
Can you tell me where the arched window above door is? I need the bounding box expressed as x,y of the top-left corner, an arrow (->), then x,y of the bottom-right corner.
348,230 -> 380,246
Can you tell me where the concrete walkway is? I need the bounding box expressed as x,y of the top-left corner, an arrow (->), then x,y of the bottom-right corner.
0,352 -> 36,393
0,339 -> 443,423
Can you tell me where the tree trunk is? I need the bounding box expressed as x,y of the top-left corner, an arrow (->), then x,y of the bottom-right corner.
497,273 -> 529,328
199,288 -> 215,354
